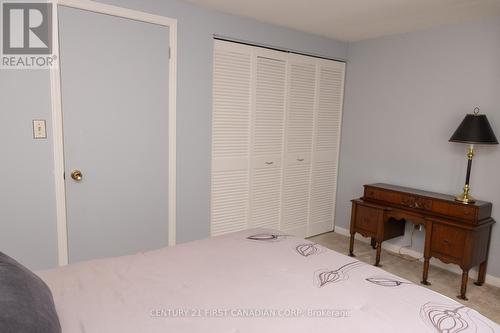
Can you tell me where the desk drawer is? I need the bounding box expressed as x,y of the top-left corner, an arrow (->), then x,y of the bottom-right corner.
431,223 -> 466,260
365,187 -> 433,212
432,201 -> 476,222
400,195 -> 432,211
354,204 -> 380,235
364,187 -> 401,205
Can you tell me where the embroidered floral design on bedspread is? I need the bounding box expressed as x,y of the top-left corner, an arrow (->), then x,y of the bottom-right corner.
246,233 -> 287,242
315,261 -> 365,287
365,276 -> 412,287
295,243 -> 323,257
420,302 -> 494,333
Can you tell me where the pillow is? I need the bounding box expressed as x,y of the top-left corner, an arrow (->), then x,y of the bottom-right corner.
0,252 -> 61,333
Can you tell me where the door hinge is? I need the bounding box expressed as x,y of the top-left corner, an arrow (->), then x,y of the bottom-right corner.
169,47 -> 171,59
63,172 -> 65,180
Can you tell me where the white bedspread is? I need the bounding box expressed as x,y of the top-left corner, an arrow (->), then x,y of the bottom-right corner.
38,229 -> 499,333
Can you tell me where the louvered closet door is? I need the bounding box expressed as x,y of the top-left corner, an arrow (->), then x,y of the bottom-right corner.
211,40 -> 252,236
211,40 -> 346,238
249,49 -> 287,229
308,60 -> 345,236
281,54 -> 317,237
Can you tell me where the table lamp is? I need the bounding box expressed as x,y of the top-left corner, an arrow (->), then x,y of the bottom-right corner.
449,107 -> 498,204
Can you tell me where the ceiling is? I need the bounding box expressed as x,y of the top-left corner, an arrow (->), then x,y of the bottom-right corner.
183,0 -> 500,42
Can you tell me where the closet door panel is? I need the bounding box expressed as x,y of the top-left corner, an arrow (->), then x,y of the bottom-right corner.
315,62 -> 344,153
253,55 -> 287,158
211,169 -> 249,236
281,55 -> 317,237
309,158 -> 337,236
281,163 -> 311,237
308,60 -> 345,236
250,166 -> 282,229
285,56 -> 316,156
212,42 -> 252,161
249,50 -> 287,229
211,40 -> 252,236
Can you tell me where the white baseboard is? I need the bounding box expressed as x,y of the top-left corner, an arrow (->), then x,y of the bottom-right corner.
333,226 -> 500,289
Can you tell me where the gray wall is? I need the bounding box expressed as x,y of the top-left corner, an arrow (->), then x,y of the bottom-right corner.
0,70 -> 58,269
0,0 -> 347,269
336,16 -> 500,279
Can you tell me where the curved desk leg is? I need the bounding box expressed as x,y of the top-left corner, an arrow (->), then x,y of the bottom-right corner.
348,232 -> 356,257
421,219 -> 432,286
421,258 -> 431,285
475,260 -> 487,286
374,242 -> 382,267
475,225 -> 491,287
457,270 -> 469,301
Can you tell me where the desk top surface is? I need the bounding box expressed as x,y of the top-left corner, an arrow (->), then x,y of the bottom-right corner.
365,183 -> 491,207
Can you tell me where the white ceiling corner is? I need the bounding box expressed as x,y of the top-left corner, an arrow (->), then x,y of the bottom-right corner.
183,0 -> 500,42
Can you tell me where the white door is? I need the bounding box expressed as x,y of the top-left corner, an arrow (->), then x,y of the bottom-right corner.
211,41 -> 251,236
308,60 -> 345,236
249,49 -> 287,230
281,54 -> 317,237
211,42 -> 288,235
58,6 -> 171,263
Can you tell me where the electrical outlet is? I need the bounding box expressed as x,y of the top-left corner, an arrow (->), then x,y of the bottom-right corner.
33,120 -> 47,139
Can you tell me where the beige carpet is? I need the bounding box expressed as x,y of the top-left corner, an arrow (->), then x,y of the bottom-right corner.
309,231 -> 500,324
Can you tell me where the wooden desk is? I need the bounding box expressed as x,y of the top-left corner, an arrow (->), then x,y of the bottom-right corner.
349,183 -> 495,300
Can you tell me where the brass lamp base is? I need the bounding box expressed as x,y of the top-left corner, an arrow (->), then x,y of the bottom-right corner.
455,185 -> 475,204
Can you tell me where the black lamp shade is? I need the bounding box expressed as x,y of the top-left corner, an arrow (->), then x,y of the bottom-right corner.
449,114 -> 498,145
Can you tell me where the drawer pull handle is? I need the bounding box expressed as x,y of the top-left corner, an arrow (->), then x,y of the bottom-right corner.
443,239 -> 450,244
264,161 -> 274,165
296,158 -> 304,162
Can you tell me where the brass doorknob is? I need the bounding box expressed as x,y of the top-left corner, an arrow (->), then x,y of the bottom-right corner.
71,170 -> 83,181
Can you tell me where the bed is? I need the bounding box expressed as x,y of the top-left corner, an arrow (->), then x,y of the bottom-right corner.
36,229 -> 499,332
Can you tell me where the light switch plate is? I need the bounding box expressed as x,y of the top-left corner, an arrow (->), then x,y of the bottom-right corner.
33,120 -> 47,139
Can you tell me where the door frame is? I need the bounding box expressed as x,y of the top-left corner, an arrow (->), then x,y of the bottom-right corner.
50,0 -> 177,266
